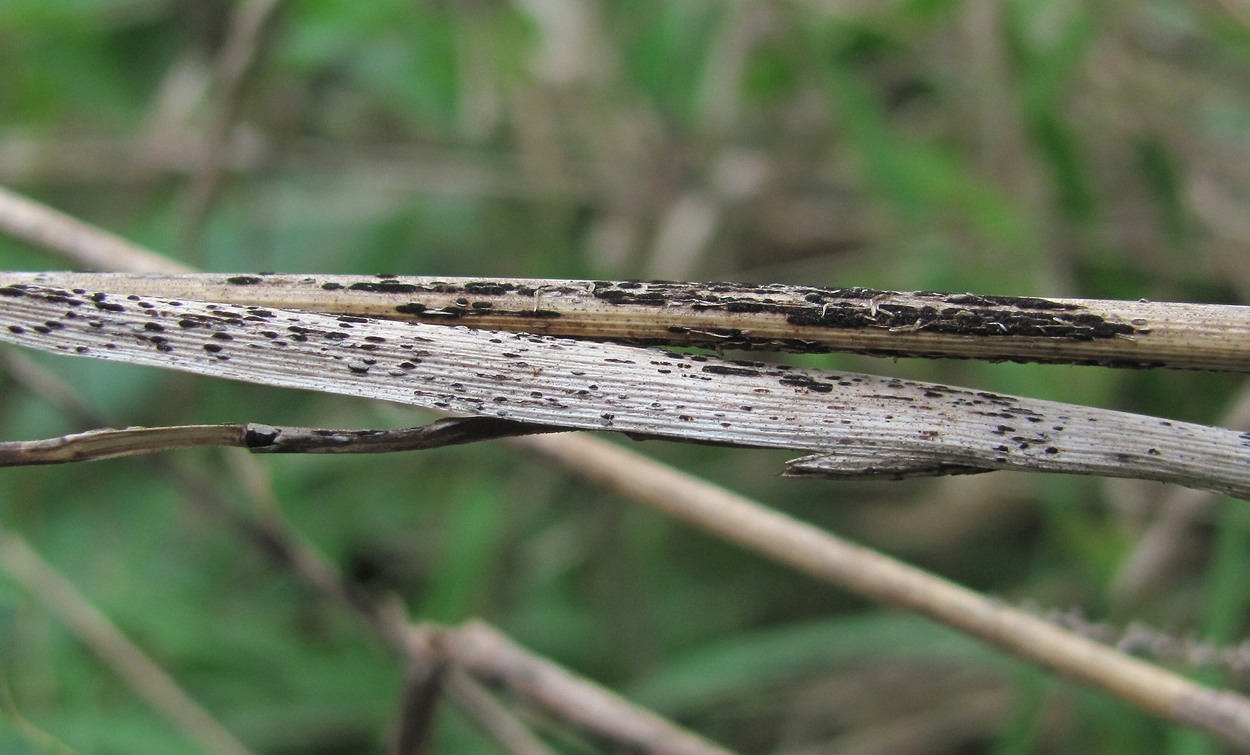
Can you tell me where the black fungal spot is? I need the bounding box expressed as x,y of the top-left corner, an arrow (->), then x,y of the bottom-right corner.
203,344 -> 223,353
944,294 -> 1077,311
778,374 -> 834,393
94,301 -> 125,313
702,364 -> 763,377
225,276 -> 263,285
144,323 -> 164,332
244,426 -> 279,447
321,282 -> 344,291
459,282 -> 514,296
0,286 -> 27,297
348,281 -> 419,294
7,326 -> 24,334
211,332 -> 233,340
395,303 -> 427,315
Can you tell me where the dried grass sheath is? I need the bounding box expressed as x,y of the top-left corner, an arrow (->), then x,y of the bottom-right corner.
7,272 -> 1250,372
2,282 -> 1249,498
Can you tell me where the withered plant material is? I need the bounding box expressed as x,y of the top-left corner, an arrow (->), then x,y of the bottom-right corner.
2,282 -> 1249,498
0,418 -> 560,466
7,271 -> 1250,371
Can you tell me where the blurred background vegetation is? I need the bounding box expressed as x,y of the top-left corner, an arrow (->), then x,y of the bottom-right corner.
2,0 -> 1250,752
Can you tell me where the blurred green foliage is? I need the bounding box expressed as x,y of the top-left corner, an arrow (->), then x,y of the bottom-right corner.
2,0 -> 1249,752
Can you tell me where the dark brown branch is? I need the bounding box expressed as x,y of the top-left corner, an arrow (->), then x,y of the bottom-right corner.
389,656 -> 447,755
0,418 -> 563,467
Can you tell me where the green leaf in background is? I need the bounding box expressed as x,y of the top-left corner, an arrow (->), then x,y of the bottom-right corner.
1008,2 -> 1099,224
1133,136 -> 1190,246
418,477 -> 512,623
630,612 -> 994,714
619,0 -> 720,124
2,0 -> 1248,751
806,27 -> 1038,257
1167,498 -> 1250,755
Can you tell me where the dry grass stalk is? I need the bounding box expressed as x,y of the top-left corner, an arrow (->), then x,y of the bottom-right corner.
513,432 -> 1250,747
5,186 -> 1250,748
8,271 -> 1250,371
418,621 -> 735,755
0,530 -> 256,755
1,281 -> 1248,498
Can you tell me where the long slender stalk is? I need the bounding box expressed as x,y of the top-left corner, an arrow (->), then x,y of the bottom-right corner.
6,185 -> 1250,749
0,530 -> 256,755
6,271 -> 1250,371
2,282 -> 1249,497
425,621 -> 734,755
513,432 -> 1250,748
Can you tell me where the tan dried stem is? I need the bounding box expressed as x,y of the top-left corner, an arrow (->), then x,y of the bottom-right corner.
181,0 -> 287,252
512,432 -> 1250,748
12,271 -> 1250,372
0,530 -> 256,755
3,282 -> 1248,498
418,621 -> 734,755
0,418 -> 557,467
0,187 -> 192,274
5,169 -> 1250,749
443,670 -> 557,755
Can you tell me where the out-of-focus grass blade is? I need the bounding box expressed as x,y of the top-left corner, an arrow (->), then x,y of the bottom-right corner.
629,613 -> 997,714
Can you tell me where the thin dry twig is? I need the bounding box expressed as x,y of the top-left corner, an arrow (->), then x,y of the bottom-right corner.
0,418 -> 562,466
0,346 -> 588,753
512,432 -> 1250,748
181,0 -> 287,251
10,271 -> 1250,372
2,282 -> 1248,498
0,530 -> 256,755
389,656 -> 446,755
0,673 -> 79,755
419,620 -> 734,755
6,174 -> 1250,749
1,357 -> 572,751
443,670 -> 557,755
0,341 -> 402,646
0,188 -> 192,274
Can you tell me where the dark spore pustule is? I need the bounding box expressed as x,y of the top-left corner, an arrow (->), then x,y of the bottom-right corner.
348,281 -> 419,294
